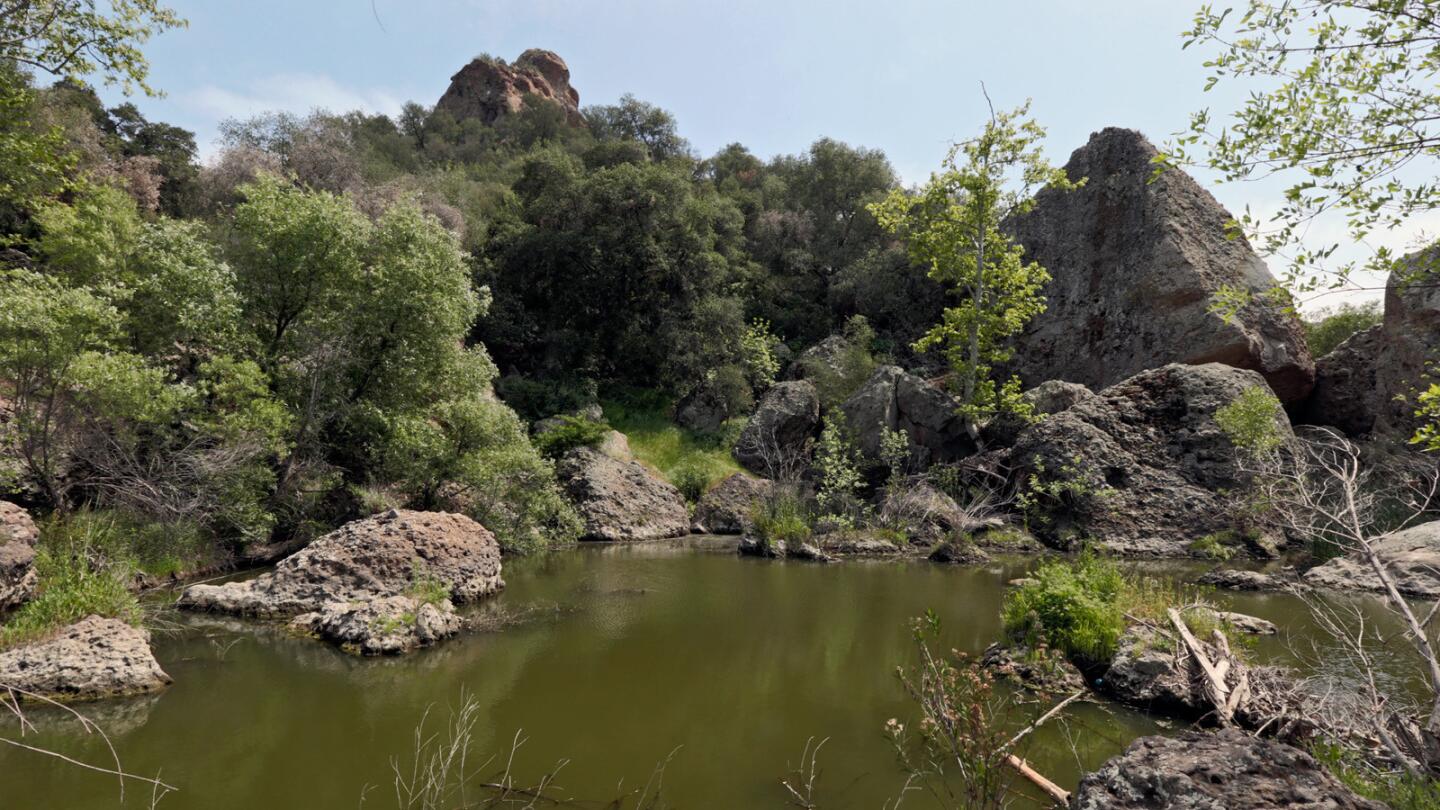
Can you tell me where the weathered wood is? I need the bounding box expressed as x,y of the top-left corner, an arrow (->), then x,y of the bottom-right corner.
1168,608 -> 1233,726
1005,754 -> 1070,807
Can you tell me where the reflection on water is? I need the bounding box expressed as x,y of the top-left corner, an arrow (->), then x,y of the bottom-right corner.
0,539 -> 1393,809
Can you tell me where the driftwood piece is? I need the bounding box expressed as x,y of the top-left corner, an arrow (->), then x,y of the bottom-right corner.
1005,754 -> 1070,807
1168,607 -> 1235,726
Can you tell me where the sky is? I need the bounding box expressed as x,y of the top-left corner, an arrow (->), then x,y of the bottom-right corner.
89,0 -> 1423,310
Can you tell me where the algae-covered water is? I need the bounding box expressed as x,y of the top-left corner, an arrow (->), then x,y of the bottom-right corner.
0,538 -> 1377,809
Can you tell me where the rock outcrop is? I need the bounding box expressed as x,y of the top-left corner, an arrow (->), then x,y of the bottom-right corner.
692,473 -> 774,534
0,616 -> 171,701
1011,363 -> 1292,555
839,366 -> 974,470
734,381 -> 821,476
1072,729 -> 1385,810
1305,248 -> 1440,437
674,387 -> 729,434
178,510 -> 504,618
1304,520 -> 1440,597
0,501 -> 39,611
981,379 -> 1098,448
292,595 -> 463,656
557,447 -> 690,541
1004,127 -> 1314,403
435,49 -> 584,127
787,334 -> 850,381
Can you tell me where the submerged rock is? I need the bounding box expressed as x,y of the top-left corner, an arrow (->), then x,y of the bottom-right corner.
0,501 -> 38,611
733,381 -> 820,476
1011,363 -> 1292,556
927,540 -> 990,565
0,616 -> 171,701
557,447 -> 690,541
980,643 -> 1085,694
178,509 -> 504,618
1197,568 -> 1289,591
1072,729 -> 1384,809
840,366 -> 975,470
292,594 -> 464,656
1004,127 -> 1314,403
1304,520 -> 1440,597
692,473 -> 775,534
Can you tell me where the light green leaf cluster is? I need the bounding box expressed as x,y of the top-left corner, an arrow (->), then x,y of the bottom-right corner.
869,101 -> 1079,425
814,414 -> 864,527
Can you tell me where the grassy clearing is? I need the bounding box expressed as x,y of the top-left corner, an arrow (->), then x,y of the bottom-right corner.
601,389 -> 743,500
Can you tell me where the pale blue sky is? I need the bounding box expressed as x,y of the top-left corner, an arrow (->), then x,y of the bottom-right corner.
89,0 -> 1414,308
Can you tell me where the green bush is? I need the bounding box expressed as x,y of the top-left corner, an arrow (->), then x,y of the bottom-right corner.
532,415 -> 611,458
671,461 -> 711,503
748,491 -> 813,554
1001,552 -> 1130,664
1189,532 -> 1237,561
1216,386 -> 1286,457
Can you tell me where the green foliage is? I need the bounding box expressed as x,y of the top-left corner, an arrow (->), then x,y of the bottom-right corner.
1169,2 -> 1440,293
800,314 -> 878,409
670,460 -> 712,504
1303,301 -> 1383,358
1216,386 -> 1286,457
879,426 -> 911,486
747,490 -> 813,554
1001,552 -> 1129,664
739,318 -> 781,392
0,0 -> 186,95
532,415 -> 610,458
1189,532 -> 1237,561
813,414 -> 864,527
1015,455 -> 1117,534
870,102 -> 1079,425
1415,382 -> 1440,453
404,565 -> 451,608
1312,742 -> 1440,810
600,391 -> 742,495
33,183 -> 141,287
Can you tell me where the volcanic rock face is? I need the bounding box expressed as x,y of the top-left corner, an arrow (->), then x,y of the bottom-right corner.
734,381 -> 821,476
1072,729 -> 1385,810
1005,127 -> 1314,403
435,49 -> 584,127
178,510 -> 504,618
839,366 -> 975,470
557,447 -> 690,541
0,616 -> 171,701
692,473 -> 775,534
1010,363 -> 1292,556
1305,248 -> 1440,437
0,501 -> 39,611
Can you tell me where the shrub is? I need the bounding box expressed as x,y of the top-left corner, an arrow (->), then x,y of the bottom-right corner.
748,490 -> 813,554
671,461 -> 711,503
532,415 -> 610,458
813,414 -> 864,527
802,315 -> 878,409
1001,552 -> 1129,664
1190,532 -> 1237,561
1216,385 -> 1286,457
495,375 -> 599,422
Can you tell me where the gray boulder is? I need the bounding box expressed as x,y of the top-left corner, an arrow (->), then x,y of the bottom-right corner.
1306,248 -> 1440,437
1304,520 -> 1440,597
178,509 -> 504,618
1005,127 -> 1314,403
734,381 -> 820,476
839,366 -> 975,471
0,615 -> 171,701
0,501 -> 38,611
1197,568 -> 1289,591
692,473 -> 775,534
558,447 -> 690,541
291,594 -> 463,656
1011,363 -> 1292,555
981,379 -> 1098,448
1072,729 -> 1385,810
787,334 -> 850,381
674,386 -> 729,434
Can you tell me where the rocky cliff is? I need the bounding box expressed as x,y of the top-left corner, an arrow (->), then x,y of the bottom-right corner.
435,49 -> 584,127
1004,127 -> 1315,403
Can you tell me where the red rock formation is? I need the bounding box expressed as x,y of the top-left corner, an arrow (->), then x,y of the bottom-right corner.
435,49 -> 584,127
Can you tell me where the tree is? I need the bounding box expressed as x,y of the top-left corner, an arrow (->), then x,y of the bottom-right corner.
870,100 -> 1079,430
1169,1 -> 1440,296
584,94 -> 691,162
0,0 -> 185,95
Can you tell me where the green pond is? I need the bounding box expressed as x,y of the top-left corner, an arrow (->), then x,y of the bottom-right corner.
0,538 -> 1393,809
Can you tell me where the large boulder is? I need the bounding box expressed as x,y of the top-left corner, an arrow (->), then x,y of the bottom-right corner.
0,616 -> 171,701
291,594 -> 464,656
692,473 -> 775,534
981,379 -> 1098,448
558,447 -> 690,541
733,380 -> 821,476
1305,520 -> 1440,597
435,49 -> 584,128
787,334 -> 851,381
674,386 -> 730,434
839,366 -> 975,471
178,509 -> 504,618
1005,127 -> 1314,403
1072,729 -> 1385,810
0,501 -> 39,611
1011,363 -> 1292,555
1305,248 -> 1440,437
